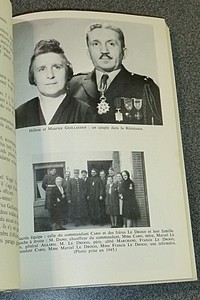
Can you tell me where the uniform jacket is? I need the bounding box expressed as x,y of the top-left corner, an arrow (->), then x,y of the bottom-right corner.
42,173 -> 57,210
70,66 -> 163,125
16,93 -> 96,129
70,178 -> 87,204
69,178 -> 88,219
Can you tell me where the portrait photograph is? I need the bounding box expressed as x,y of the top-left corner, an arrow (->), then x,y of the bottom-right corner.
14,12 -> 163,128
32,151 -> 150,232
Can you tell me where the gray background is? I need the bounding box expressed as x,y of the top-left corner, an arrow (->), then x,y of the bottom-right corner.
1,0 -> 199,299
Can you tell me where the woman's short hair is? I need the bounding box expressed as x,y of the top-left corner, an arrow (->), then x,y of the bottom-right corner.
55,176 -> 63,182
28,39 -> 73,86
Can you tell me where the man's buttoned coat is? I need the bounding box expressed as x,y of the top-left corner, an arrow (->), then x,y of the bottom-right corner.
70,66 -> 163,125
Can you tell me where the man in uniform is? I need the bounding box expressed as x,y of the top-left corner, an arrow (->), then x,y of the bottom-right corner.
42,168 -> 57,211
70,23 -> 163,125
42,168 -> 57,229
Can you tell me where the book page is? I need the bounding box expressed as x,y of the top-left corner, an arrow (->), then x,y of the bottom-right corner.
0,0 -> 20,291
13,11 -> 196,289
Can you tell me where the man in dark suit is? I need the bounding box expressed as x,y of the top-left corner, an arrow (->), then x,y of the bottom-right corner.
70,23 -> 163,125
99,170 -> 107,225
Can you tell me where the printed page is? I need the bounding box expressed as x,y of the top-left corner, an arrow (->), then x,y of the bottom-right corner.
0,0 -> 20,291
13,11 -> 196,289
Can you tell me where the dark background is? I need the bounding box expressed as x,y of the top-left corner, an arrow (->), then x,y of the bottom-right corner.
1,0 -> 199,299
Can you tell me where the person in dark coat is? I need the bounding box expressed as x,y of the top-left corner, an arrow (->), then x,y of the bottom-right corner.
50,176 -> 68,230
63,170 -> 71,200
81,170 -> 88,182
99,170 -> 107,188
108,167 -> 117,183
81,170 -> 89,223
70,23 -> 162,125
116,172 -> 123,227
87,168 -> 104,225
120,170 -> 140,227
105,176 -> 119,228
63,170 -> 72,223
16,39 -> 95,129
70,169 -> 88,226
99,170 -> 107,225
42,168 -> 57,212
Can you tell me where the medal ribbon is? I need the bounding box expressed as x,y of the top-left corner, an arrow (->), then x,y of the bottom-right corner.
97,74 -> 110,114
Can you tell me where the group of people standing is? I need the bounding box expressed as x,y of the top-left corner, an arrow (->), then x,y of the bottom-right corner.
41,167 -> 140,231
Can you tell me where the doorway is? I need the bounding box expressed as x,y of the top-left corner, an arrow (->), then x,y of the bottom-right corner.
87,160 -> 113,176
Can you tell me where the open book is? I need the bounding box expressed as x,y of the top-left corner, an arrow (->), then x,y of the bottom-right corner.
0,0 -> 197,290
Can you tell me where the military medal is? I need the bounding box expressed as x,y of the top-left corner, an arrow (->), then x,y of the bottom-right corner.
115,109 -> 123,122
97,95 -> 110,115
97,74 -> 110,115
124,97 -> 133,111
122,97 -> 134,120
122,97 -> 143,121
133,98 -> 143,120
114,97 -> 123,122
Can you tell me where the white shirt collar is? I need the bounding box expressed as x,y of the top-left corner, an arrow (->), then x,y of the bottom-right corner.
96,69 -> 121,91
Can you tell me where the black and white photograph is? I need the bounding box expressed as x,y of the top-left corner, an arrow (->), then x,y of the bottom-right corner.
33,151 -> 150,232
1,3 -> 198,292
14,14 -> 163,128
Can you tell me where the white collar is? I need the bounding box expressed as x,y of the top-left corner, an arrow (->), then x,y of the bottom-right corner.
96,69 -> 121,91
39,93 -> 66,124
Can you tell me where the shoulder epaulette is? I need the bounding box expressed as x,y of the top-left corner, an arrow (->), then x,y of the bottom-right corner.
130,73 -> 151,82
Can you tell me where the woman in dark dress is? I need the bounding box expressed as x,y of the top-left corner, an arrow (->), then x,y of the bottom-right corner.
16,39 -> 95,128
105,176 -> 119,228
120,170 -> 140,227
116,172 -> 123,227
50,176 -> 67,230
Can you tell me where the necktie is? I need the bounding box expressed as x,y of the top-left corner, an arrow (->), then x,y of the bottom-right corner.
99,74 -> 109,92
